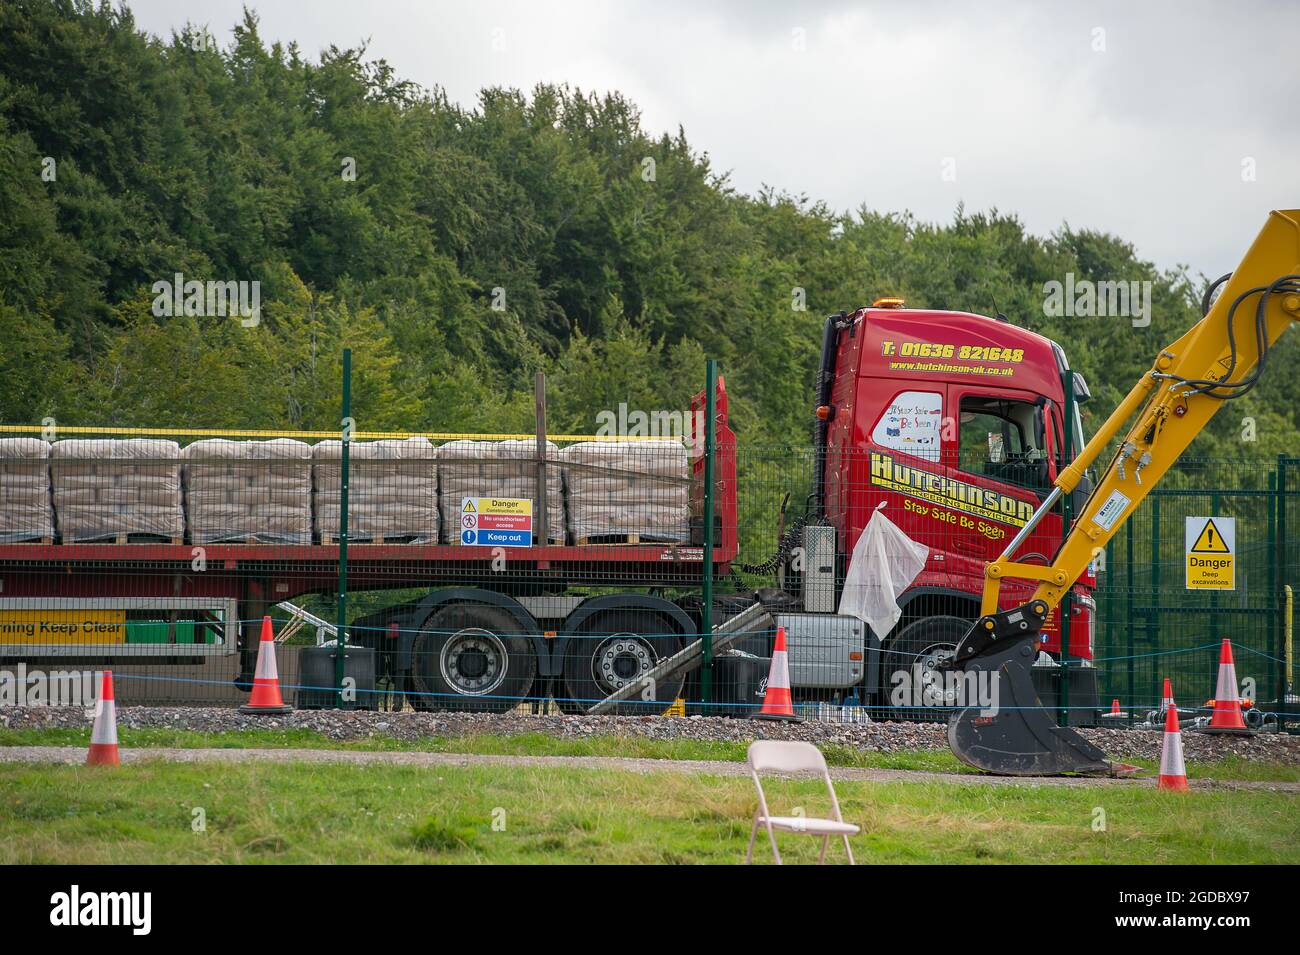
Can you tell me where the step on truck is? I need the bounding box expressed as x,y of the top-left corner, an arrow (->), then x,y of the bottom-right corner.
0,304 -> 1101,717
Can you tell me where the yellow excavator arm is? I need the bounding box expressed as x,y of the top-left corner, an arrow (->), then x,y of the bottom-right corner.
948,209 -> 1300,775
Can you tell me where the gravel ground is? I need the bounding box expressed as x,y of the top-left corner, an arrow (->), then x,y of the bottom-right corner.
3,705 -> 1298,766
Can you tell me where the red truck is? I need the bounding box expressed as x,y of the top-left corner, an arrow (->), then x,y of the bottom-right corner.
812,299 -> 1098,716
0,300 -> 1098,716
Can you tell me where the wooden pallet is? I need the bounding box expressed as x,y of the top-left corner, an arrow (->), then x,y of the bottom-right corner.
574,537 -> 686,545
575,533 -> 690,547
576,534 -> 644,546
193,536 -> 311,545
321,535 -> 422,545
71,534 -> 183,545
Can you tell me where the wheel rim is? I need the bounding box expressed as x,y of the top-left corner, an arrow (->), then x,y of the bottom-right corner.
439,628 -> 508,697
590,632 -> 658,694
917,642 -> 958,704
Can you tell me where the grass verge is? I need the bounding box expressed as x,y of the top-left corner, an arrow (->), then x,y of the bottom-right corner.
1,758 -> 1295,864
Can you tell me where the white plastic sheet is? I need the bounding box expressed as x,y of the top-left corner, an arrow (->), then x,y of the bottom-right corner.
837,503 -> 928,638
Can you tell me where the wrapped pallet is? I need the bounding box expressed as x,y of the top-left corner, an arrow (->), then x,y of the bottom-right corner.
0,438 -> 53,542
50,439 -> 183,542
437,439 -> 564,544
180,438 -> 312,544
559,440 -> 690,543
313,437 -> 438,543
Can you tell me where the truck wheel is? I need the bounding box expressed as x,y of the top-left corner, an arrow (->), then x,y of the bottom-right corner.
561,610 -> 684,715
407,604 -> 536,713
881,615 -> 970,723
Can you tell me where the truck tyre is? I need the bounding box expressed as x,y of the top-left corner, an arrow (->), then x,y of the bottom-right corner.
881,615 -> 971,723
560,610 -> 684,715
407,603 -> 536,713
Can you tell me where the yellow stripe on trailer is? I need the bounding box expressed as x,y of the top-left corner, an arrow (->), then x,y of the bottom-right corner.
0,424 -> 673,443
0,610 -> 126,644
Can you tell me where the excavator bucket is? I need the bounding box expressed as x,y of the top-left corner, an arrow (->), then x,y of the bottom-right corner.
945,605 -> 1111,776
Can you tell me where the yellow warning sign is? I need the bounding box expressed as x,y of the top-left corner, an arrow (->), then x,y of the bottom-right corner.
477,498 -> 532,516
462,499 -> 476,513
1190,518 -> 1231,553
1185,516 -> 1235,590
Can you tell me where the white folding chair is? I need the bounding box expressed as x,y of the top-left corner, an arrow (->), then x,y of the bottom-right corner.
745,740 -> 859,865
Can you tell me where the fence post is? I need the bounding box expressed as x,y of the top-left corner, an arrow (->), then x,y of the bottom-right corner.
1058,372 -> 1074,727
700,359 -> 718,709
1277,455 -> 1290,710
534,372 -> 549,548
1209,490 -> 1220,634
1268,470 -> 1278,709
1150,494 -> 1161,707
1126,516 -> 1134,711
334,348 -> 352,708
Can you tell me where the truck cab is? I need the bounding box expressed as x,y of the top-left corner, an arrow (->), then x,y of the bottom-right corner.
809,300 -> 1098,716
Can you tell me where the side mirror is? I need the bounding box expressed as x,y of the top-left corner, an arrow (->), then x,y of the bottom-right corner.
1072,372 -> 1092,405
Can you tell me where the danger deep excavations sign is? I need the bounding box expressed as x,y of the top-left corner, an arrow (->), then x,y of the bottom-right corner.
1185,516 -> 1235,591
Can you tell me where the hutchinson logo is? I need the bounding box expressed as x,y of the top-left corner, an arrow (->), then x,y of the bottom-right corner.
870,453 -> 1034,526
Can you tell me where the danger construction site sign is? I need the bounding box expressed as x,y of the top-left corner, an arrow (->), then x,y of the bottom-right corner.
461,496 -> 533,547
1185,516 -> 1235,591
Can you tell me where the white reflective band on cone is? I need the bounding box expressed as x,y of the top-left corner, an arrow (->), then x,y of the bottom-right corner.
254,637 -> 278,681
90,672 -> 118,746
1215,660 -> 1238,703
1159,728 -> 1186,778
90,700 -> 118,745
768,649 -> 790,690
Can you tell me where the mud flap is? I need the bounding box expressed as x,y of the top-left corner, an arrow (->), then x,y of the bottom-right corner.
945,605 -> 1111,776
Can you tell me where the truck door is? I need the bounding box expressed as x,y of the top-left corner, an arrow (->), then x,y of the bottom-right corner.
856,385 -> 947,555
947,385 -> 1058,564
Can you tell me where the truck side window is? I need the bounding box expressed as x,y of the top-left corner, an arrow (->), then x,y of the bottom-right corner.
957,396 -> 1049,491
869,390 -> 942,461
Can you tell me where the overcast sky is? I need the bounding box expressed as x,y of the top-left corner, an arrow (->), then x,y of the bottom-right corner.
127,0 -> 1299,278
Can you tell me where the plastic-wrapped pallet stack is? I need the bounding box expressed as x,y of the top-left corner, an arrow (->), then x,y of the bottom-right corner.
180,439 -> 312,544
559,440 -> 690,543
313,437 -> 439,542
437,439 -> 565,544
0,438 -> 53,542
50,439 -> 184,542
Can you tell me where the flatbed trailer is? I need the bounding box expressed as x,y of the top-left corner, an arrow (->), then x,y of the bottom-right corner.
0,382 -> 742,713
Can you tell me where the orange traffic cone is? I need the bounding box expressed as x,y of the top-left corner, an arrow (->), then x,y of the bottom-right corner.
1159,677 -> 1176,717
1157,695 -> 1189,791
1202,639 -> 1251,735
239,616 -> 293,714
756,627 -> 801,722
86,670 -> 120,766
1100,697 -> 1128,722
